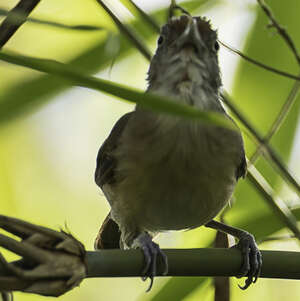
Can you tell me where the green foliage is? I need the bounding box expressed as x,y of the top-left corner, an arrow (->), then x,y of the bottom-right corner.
1,0 -> 300,300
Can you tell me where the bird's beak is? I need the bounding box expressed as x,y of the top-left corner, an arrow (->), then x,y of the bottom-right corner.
175,16 -> 203,54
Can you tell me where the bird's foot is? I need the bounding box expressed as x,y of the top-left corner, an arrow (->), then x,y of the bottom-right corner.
132,232 -> 168,292
232,233 -> 262,289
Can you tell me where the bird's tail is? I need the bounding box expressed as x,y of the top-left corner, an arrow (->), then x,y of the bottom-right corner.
94,212 -> 121,249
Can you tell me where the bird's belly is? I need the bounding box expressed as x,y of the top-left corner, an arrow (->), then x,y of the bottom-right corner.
108,123 -> 238,232
109,161 -> 235,232
132,163 -> 235,231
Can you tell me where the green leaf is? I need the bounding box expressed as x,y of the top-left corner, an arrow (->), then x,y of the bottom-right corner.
0,50 -> 234,130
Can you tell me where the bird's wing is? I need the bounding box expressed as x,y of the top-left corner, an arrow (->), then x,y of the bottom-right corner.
94,112 -> 133,188
94,112 -> 133,250
94,212 -> 120,249
236,152 -> 247,180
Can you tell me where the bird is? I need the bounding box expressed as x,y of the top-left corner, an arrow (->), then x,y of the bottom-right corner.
94,14 -> 262,291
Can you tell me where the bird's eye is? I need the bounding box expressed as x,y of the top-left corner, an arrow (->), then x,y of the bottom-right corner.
214,41 -> 220,51
157,36 -> 164,45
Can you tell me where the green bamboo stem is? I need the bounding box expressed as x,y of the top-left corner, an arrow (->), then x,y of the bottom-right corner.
0,0 -> 40,49
1,248 -> 299,280
85,248 -> 300,280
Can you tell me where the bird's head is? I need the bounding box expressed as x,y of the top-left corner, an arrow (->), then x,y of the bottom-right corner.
147,15 -> 221,94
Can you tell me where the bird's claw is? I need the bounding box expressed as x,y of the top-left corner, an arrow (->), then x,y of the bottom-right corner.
232,233 -> 262,289
0,215 -> 87,297
132,233 -> 168,292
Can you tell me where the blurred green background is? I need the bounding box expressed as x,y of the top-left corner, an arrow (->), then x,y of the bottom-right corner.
1,0 -> 300,300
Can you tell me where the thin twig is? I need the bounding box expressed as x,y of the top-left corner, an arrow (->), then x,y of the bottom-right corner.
0,0 -> 41,49
219,41 -> 300,82
247,164 -> 300,240
95,0 -> 152,61
221,92 -> 300,198
266,145 -> 300,196
257,0 -> 300,66
250,77 -> 300,164
250,1 -> 300,165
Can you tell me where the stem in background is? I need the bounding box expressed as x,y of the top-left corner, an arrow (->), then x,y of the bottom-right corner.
95,0 -> 152,61
219,41 -> 300,82
214,231 -> 230,301
250,77 -> 300,164
0,0 -> 41,49
247,165 -> 300,241
221,92 -> 300,198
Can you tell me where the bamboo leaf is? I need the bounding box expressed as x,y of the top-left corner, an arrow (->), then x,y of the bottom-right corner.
0,50 -> 234,130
